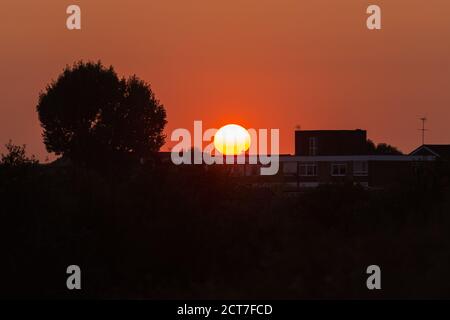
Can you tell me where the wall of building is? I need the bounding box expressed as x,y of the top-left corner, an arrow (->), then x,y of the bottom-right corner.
295,130 -> 367,156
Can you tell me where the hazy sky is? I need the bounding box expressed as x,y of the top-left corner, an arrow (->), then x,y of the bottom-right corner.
1,0 -> 450,160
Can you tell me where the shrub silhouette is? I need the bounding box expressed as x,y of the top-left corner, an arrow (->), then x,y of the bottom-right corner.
36,61 -> 167,169
366,139 -> 402,155
0,140 -> 37,168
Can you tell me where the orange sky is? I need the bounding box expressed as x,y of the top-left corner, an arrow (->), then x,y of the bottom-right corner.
1,0 -> 450,160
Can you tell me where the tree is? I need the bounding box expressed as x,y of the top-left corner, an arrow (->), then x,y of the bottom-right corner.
36,61 -> 167,168
366,139 -> 402,155
0,140 -> 38,167
375,143 -> 403,155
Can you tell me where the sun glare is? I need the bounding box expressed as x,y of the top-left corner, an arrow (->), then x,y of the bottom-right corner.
214,124 -> 251,156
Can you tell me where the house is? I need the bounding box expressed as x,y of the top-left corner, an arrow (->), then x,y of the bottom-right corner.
277,130 -> 436,189
161,129 -> 439,190
295,129 -> 368,156
233,130 -> 436,189
409,144 -> 450,159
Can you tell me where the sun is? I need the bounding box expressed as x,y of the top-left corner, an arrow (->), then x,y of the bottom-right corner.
214,124 -> 251,155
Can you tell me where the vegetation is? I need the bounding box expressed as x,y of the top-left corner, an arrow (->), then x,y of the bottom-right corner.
1,60 -> 448,299
1,161 -> 449,299
0,141 -> 38,168
36,61 -> 167,170
367,139 -> 403,155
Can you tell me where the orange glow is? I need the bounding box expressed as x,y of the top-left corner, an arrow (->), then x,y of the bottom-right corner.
214,124 -> 251,155
2,1 -> 450,160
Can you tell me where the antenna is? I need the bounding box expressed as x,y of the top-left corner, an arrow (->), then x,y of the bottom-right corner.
418,117 -> 428,145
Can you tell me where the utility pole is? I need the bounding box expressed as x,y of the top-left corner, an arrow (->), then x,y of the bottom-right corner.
419,117 -> 427,145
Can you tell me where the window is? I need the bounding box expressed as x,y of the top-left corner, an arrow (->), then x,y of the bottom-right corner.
300,162 -> 317,176
353,161 -> 368,176
331,163 -> 347,176
309,137 -> 318,156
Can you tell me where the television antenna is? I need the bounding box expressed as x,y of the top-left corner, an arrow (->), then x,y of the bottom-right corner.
418,117 -> 428,145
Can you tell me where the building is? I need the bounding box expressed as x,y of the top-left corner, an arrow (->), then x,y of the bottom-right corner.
295,129 -> 368,156
233,130 -> 436,189
278,129 -> 435,188
409,144 -> 450,159
161,129 -> 439,190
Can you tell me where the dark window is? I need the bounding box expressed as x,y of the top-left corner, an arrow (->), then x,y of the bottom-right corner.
353,161 -> 368,176
300,163 -> 317,176
331,163 -> 347,176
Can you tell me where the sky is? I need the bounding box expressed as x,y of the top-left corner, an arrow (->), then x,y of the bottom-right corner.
1,0 -> 450,161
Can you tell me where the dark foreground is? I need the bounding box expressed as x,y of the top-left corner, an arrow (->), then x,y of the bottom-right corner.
1,162 -> 450,299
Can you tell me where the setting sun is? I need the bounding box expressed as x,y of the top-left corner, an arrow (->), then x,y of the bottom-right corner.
214,124 -> 251,155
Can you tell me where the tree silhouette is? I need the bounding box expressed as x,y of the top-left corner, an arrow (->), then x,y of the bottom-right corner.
366,139 -> 402,155
0,140 -> 37,167
36,61 -> 167,168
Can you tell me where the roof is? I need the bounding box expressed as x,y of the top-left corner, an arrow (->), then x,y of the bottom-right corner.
409,145 -> 450,158
295,129 -> 366,134
280,155 -> 435,162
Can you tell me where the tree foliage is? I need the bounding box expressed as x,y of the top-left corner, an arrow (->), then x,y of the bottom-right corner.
367,139 -> 403,155
36,61 -> 167,168
0,140 -> 37,167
